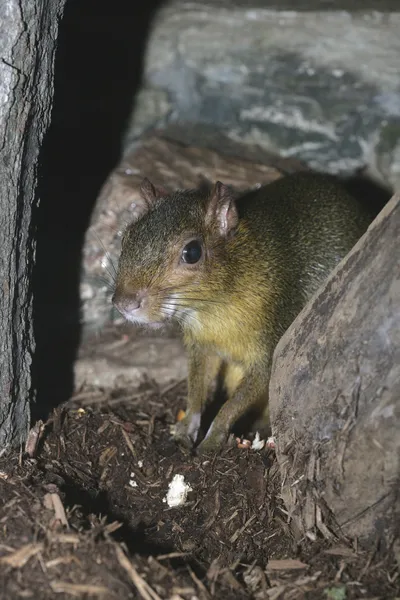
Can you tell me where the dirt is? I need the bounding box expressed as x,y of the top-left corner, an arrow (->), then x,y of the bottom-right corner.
0,375 -> 399,599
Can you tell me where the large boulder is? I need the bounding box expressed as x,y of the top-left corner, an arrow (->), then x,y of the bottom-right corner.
269,194 -> 400,546
124,1 -> 400,191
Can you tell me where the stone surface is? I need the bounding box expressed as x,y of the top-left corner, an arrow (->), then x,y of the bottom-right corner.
75,326 -> 187,390
0,0 -> 65,452
124,1 -> 400,191
269,194 -> 400,545
83,131 -> 306,331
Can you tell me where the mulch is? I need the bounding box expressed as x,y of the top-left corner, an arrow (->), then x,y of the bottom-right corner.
0,380 -> 398,599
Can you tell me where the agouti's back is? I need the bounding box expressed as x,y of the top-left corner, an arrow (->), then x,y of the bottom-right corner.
236,172 -> 373,337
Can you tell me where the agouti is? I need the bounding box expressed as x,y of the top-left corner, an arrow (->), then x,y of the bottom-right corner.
112,172 -> 373,454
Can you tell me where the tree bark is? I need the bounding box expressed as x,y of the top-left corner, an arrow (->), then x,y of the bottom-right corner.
269,194 -> 400,548
0,0 -> 65,453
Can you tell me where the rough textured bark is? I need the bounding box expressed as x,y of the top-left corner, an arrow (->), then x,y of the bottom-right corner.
0,1 -> 65,452
269,195 -> 400,547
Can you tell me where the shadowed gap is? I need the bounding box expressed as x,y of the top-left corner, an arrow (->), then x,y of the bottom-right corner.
31,0 -> 165,421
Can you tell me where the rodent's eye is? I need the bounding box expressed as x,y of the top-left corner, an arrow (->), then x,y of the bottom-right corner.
181,240 -> 202,264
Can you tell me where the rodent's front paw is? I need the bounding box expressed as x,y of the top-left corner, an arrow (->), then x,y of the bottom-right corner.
196,425 -> 228,456
172,412 -> 201,449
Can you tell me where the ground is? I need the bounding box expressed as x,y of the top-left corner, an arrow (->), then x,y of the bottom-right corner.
0,364 -> 399,599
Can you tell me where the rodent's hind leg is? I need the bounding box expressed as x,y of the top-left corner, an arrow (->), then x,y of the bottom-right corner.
222,361 -> 244,398
196,366 -> 269,455
172,351 -> 221,449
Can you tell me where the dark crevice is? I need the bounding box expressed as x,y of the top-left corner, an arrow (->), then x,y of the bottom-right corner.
42,468 -> 208,578
341,172 -> 392,219
31,0 -> 165,422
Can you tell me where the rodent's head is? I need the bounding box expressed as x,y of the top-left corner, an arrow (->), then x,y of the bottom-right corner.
112,177 -> 239,330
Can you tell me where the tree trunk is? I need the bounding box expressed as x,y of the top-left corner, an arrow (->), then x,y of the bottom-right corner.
269,194 -> 400,548
0,0 -> 65,453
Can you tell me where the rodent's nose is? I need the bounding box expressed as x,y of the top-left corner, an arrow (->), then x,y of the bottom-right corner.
112,291 -> 144,315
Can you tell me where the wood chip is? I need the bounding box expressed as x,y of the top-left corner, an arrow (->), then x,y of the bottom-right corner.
99,445 -> 117,467
267,585 -> 287,599
316,503 -> 335,540
25,421 -> 45,457
0,543 -> 44,568
266,559 -> 309,571
188,565 -> 211,599
121,427 -> 137,460
44,492 -> 69,527
324,546 -> 357,558
45,555 -> 78,568
115,545 -> 161,600
97,421 -> 110,435
104,521 -> 123,535
229,514 -> 256,543
156,552 -> 191,560
50,534 -> 80,544
50,581 -> 109,596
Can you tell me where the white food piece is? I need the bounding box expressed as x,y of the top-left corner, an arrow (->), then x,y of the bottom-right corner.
163,474 -> 193,507
129,472 -> 138,488
251,432 -> 266,451
138,460 -> 143,468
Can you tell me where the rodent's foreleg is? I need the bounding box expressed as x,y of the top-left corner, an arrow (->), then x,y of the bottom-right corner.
196,364 -> 270,454
173,349 -> 220,448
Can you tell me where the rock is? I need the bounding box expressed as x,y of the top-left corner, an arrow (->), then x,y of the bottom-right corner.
269,194 -> 400,546
75,326 -> 187,389
124,1 -> 400,191
82,131 -> 305,331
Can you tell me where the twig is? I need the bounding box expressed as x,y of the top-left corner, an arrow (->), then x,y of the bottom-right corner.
115,545 -> 161,600
187,565 -> 211,599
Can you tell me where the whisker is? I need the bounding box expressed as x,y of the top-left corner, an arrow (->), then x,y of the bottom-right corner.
93,276 -> 115,292
99,264 -> 117,285
163,300 -> 219,317
152,287 -> 223,306
98,260 -> 117,285
88,261 -> 116,286
165,300 -> 250,331
171,297 -> 222,305
161,303 -> 203,330
91,231 -> 118,277
98,224 -> 124,236
111,196 -> 132,229
161,307 -> 187,329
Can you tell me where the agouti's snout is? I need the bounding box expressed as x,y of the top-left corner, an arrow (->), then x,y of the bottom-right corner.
112,287 -> 165,328
112,288 -> 146,320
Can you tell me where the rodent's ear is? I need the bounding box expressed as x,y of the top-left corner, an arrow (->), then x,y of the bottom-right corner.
207,181 -> 238,236
139,178 -> 167,205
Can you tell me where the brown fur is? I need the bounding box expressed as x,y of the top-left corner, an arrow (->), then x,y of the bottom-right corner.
113,172 -> 373,453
